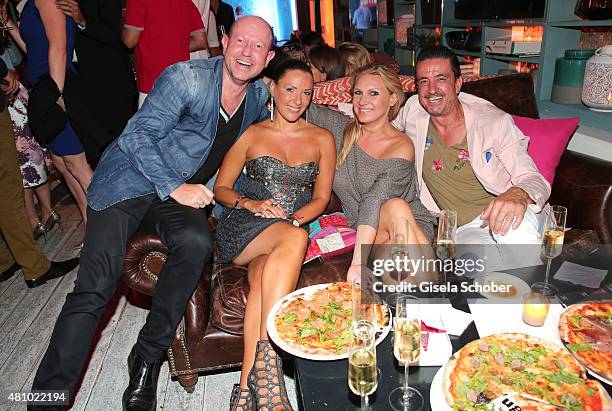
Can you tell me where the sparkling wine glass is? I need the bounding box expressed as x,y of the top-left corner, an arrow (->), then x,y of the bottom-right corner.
385,217 -> 410,306
352,280 -> 377,325
532,205 -> 567,297
435,210 -> 457,299
348,320 -> 378,410
389,295 -> 423,411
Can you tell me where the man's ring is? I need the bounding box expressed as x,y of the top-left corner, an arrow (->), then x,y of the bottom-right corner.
271,202 -> 277,207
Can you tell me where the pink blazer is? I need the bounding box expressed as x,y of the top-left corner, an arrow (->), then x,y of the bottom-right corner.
392,93 -> 551,214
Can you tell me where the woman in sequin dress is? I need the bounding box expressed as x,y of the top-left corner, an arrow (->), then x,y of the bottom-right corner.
214,60 -> 336,411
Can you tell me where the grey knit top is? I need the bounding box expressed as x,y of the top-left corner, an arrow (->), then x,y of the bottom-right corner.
307,104 -> 436,241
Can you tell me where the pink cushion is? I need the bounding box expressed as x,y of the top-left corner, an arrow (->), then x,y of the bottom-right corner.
512,115 -> 579,185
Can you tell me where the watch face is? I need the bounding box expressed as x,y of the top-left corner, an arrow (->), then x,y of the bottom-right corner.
292,219 -> 300,227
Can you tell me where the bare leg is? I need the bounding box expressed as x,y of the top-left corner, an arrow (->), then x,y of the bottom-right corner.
375,198 -> 437,284
23,188 -> 40,229
233,222 -> 308,408
32,182 -> 53,223
51,153 -> 88,222
239,255 -> 266,388
257,231 -> 306,338
63,153 -> 93,192
375,198 -> 430,245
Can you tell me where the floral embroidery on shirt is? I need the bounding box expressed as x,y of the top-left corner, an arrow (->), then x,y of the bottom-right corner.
454,148 -> 470,170
432,159 -> 444,172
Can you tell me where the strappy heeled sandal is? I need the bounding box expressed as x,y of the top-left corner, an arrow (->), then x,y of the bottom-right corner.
247,340 -> 293,411
229,383 -> 254,411
44,210 -> 61,231
33,222 -> 46,240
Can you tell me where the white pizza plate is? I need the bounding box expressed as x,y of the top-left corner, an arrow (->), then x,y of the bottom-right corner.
479,272 -> 530,302
267,283 -> 392,361
557,301 -> 612,386
430,365 -> 451,411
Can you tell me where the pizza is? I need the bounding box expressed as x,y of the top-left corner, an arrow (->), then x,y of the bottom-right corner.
559,301 -> 612,382
273,282 -> 389,356
442,333 -> 611,411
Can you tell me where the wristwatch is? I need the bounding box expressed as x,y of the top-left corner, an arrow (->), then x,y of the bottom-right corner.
291,218 -> 300,227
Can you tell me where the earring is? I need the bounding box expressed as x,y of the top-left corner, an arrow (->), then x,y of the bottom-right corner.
270,97 -> 274,121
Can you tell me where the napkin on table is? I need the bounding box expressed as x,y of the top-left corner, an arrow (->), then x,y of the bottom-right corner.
553,261 -> 608,289
420,303 -> 473,336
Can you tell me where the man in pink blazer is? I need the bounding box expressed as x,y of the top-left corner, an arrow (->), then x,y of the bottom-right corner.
392,47 -> 550,264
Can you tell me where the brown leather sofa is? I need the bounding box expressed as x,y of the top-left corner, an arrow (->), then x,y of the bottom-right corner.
120,73 -> 612,391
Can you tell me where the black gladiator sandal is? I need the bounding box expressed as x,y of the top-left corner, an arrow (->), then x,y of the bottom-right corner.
229,383 -> 254,411
247,340 -> 294,411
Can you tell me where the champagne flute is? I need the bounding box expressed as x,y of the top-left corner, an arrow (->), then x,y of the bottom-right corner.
352,280 -> 377,325
348,320 -> 378,409
435,210 -> 457,299
385,217 -> 410,306
532,205 -> 567,297
389,295 -> 423,411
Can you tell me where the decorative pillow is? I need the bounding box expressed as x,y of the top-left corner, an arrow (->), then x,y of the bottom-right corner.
312,74 -> 496,106
512,115 -> 579,184
304,213 -> 356,264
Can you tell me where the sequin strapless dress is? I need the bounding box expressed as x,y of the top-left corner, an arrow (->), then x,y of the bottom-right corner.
216,156 -> 319,263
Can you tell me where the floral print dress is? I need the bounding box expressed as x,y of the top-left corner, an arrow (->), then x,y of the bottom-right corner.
9,83 -> 52,188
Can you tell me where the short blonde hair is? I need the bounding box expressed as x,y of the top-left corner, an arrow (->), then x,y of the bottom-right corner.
337,65 -> 405,167
338,42 -> 372,76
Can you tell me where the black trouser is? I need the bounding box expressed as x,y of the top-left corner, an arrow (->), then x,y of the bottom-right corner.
31,194 -> 212,398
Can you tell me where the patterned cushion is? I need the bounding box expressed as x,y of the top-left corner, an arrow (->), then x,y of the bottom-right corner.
312,74 -> 496,106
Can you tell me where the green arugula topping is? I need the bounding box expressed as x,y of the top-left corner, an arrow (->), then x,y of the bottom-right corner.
505,347 -> 536,365
560,393 -> 583,411
284,312 -> 297,324
475,354 -> 489,365
545,371 -> 581,386
488,344 -> 502,356
570,314 -> 582,328
299,328 -> 317,339
333,328 -> 351,353
566,343 -> 594,352
522,371 -> 537,382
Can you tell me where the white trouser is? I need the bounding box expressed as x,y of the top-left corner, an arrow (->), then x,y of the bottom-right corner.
138,92 -> 148,108
456,206 -> 545,276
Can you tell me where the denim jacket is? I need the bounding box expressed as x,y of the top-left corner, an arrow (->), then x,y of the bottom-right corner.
87,57 -> 270,210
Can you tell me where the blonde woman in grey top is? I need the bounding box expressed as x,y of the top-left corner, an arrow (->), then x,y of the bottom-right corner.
311,65 -> 436,282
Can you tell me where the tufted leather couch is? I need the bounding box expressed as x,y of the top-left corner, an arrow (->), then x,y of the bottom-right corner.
120,73 -> 612,391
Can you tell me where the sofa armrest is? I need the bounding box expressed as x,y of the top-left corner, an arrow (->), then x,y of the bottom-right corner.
122,232 -> 212,346
550,151 -> 612,243
122,232 -> 169,296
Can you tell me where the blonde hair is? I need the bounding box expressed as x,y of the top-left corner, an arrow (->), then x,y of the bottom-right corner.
337,65 -> 405,168
338,42 -> 372,76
